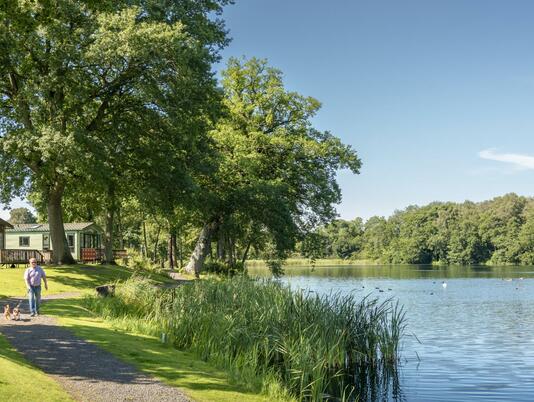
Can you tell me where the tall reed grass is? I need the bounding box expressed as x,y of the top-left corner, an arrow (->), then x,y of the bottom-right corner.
83,277 -> 406,401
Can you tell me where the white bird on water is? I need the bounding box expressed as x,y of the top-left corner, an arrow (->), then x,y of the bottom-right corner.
442,281 -> 447,289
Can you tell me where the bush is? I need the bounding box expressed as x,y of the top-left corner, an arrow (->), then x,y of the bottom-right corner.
203,260 -> 246,276
125,248 -> 164,275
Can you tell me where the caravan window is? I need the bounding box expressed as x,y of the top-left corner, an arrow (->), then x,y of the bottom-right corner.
43,235 -> 50,250
67,234 -> 75,253
19,236 -> 30,247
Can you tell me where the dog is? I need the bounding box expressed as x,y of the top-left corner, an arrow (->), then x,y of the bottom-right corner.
12,304 -> 20,321
3,304 -> 11,320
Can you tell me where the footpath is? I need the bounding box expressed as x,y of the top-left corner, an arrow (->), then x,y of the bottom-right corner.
0,295 -> 190,402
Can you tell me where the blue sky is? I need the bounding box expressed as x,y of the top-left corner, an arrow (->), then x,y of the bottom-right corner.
216,0 -> 534,220
2,1 -> 534,221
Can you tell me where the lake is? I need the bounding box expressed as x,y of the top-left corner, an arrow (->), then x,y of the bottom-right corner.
248,264 -> 534,402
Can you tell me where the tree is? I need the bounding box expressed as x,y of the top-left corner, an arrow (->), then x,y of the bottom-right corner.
0,1 -> 231,263
185,58 -> 361,276
8,207 -> 37,224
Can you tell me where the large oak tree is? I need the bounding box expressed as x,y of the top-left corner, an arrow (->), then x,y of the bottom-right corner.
185,58 -> 362,276
0,1 -> 230,263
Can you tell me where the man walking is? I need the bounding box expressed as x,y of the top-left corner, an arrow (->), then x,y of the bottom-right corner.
24,258 -> 48,317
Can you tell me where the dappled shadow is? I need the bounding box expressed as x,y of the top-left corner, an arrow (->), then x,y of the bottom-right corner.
0,322 -> 158,385
35,299 -> 263,398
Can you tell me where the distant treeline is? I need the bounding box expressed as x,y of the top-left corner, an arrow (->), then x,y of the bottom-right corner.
305,193 -> 534,265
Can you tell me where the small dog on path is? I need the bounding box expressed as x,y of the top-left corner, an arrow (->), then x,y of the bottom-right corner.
12,304 -> 20,321
3,304 -> 11,320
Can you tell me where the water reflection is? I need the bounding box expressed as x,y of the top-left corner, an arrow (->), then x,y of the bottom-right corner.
249,264 -> 534,401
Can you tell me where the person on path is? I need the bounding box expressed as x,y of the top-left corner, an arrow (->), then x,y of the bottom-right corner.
24,258 -> 48,317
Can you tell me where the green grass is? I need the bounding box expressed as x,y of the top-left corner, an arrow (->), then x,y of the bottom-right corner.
0,333 -> 73,402
83,276 -> 405,401
0,264 -> 175,297
42,299 -> 276,402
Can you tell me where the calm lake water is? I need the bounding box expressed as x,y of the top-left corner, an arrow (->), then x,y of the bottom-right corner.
249,264 -> 534,402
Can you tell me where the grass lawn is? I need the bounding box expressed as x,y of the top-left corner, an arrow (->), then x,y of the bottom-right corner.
0,333 -> 73,402
0,264 -> 174,298
42,298 -> 276,402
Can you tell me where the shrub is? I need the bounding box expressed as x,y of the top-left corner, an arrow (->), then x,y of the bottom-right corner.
203,260 -> 246,276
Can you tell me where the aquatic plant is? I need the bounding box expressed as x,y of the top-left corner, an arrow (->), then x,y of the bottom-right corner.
83,277 -> 405,400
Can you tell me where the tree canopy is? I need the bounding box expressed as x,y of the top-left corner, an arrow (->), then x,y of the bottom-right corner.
306,193 -> 534,265
185,57 -> 361,275
0,0 -> 230,263
8,207 -> 37,224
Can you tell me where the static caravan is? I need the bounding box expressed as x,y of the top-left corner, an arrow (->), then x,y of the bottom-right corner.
5,222 -> 103,261
0,218 -> 13,249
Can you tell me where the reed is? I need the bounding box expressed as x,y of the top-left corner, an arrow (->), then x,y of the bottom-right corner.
83,276 -> 405,400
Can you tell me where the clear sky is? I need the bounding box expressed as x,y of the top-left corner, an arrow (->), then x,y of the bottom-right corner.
2,1 -> 534,221
216,0 -> 534,220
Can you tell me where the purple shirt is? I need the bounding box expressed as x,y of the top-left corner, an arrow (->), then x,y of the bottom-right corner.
24,266 -> 46,287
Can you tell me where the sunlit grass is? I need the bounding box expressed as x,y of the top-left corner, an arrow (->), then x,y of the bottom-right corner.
0,264 -> 174,297
0,333 -> 73,402
42,299 -> 278,402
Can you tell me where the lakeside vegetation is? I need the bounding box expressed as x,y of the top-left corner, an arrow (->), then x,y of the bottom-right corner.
82,276 -> 406,401
305,193 -> 534,266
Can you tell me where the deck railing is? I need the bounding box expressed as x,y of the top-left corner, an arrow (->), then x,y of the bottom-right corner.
0,249 -> 45,265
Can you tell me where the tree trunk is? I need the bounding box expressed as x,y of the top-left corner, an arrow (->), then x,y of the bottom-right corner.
217,229 -> 225,261
47,183 -> 75,264
173,233 -> 180,269
116,206 -> 124,249
227,236 -> 235,266
185,220 -> 219,278
168,232 -> 174,271
104,185 -> 116,264
241,239 -> 252,265
142,220 -> 148,258
153,226 -> 161,263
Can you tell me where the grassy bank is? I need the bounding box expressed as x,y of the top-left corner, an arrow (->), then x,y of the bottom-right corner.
83,276 -> 406,401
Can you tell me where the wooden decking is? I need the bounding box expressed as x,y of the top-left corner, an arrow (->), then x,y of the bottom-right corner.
0,249 -> 45,266
0,248 -> 128,265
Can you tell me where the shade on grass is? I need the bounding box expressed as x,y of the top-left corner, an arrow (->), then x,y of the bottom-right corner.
0,333 -> 73,402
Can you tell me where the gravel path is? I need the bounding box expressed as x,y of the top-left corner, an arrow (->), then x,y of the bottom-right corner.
0,295 -> 190,402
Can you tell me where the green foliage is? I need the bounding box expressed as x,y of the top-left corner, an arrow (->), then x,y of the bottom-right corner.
306,193 -> 534,265
125,248 -> 164,275
203,260 -> 246,276
188,57 -> 361,272
7,207 -> 36,224
84,276 -> 405,401
0,0 -> 232,263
